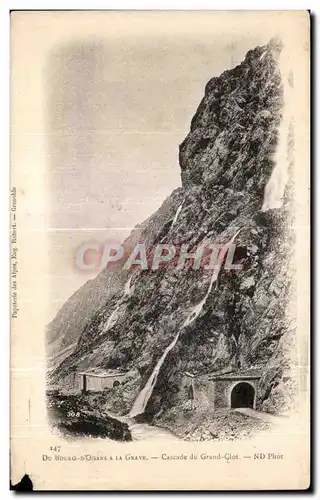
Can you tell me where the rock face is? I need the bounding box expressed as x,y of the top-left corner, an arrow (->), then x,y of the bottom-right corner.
47,392 -> 131,440
46,187 -> 182,366
49,39 -> 297,422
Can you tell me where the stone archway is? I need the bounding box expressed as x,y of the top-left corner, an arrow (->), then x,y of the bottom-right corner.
230,382 -> 255,409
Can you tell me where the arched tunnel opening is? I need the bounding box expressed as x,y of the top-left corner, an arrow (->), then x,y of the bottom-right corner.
231,382 -> 255,409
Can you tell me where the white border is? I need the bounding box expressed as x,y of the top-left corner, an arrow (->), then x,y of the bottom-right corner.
3,1 -> 316,498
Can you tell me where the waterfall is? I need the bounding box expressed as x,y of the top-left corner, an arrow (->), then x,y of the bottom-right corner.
211,332 -> 225,364
129,333 -> 180,418
103,303 -> 121,332
262,45 -> 293,211
170,201 -> 184,230
124,276 -> 133,296
129,229 -> 241,418
182,228 -> 241,326
102,277 -> 134,334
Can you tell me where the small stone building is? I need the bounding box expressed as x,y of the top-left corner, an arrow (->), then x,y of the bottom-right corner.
208,368 -> 262,410
79,370 -> 129,393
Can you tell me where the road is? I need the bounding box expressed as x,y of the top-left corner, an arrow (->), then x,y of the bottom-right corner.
234,407 -> 289,425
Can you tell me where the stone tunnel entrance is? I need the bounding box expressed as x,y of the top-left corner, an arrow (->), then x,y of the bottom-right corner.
231,382 -> 255,409
209,369 -> 261,410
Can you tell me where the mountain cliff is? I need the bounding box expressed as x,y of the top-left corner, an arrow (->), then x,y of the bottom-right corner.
46,187 -> 183,367
49,39 -> 297,423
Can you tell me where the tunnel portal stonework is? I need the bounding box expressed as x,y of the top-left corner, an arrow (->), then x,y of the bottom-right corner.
208,369 -> 262,410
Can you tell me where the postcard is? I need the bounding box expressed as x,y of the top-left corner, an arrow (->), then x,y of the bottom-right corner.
10,10 -> 310,490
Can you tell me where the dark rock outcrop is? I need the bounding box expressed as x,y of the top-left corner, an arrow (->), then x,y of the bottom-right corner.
47,391 -> 131,441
